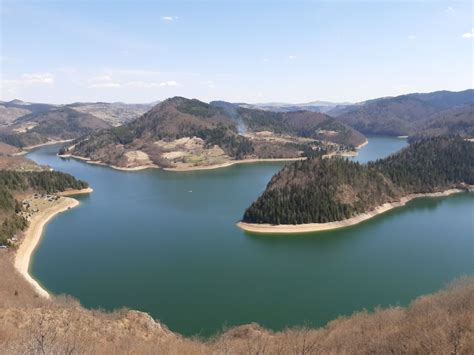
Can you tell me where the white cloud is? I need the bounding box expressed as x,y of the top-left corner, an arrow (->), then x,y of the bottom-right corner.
125,81 -> 161,88
21,73 -> 54,84
262,58 -> 269,63
288,55 -> 297,60
88,75 -> 113,83
462,29 -> 474,39
161,16 -> 178,22
159,80 -> 179,87
88,80 -> 180,89
103,68 -> 162,76
408,34 -> 416,40
201,80 -> 215,89
0,72 -> 55,97
445,6 -> 454,14
89,82 -> 121,88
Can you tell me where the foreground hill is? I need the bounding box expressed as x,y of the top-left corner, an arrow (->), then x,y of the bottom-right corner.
332,89 -> 474,137
0,108 -> 112,148
63,97 -> 365,170
0,260 -> 472,354
242,136 -> 473,226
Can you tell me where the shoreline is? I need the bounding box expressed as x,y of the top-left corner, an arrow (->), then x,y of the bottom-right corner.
59,140 -> 369,172
163,157 -> 306,172
237,187 -> 472,234
13,140 -> 74,156
59,153 -> 307,172
356,139 -> 369,149
14,188 -> 92,298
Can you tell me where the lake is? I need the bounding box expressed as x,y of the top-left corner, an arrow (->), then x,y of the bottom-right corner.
28,136 -> 473,337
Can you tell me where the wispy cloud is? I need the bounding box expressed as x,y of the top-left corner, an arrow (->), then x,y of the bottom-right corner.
89,80 -> 180,89
89,82 -> 121,88
288,55 -> 297,60
2,72 -> 54,87
462,29 -> 474,39
21,73 -> 54,84
161,16 -> 178,22
408,34 -> 416,40
445,6 -> 454,14
201,80 -> 215,89
0,72 -> 54,97
159,80 -> 179,87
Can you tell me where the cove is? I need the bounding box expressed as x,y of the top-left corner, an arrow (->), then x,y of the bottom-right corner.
27,136 -> 474,337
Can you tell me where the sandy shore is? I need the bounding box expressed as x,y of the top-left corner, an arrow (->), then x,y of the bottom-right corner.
24,139 -> 74,151
237,188 -> 472,234
58,187 -> 94,196
14,188 -> 92,298
60,153 -> 306,172
59,154 -> 159,171
60,137 -> 370,172
356,139 -> 369,149
163,157 -> 306,172
12,140 -> 75,156
62,149 -> 365,172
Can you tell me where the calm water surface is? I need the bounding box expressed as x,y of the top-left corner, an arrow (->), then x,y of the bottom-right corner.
28,136 -> 473,336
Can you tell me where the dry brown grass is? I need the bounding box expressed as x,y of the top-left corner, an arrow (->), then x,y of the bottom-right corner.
1,262 -> 472,355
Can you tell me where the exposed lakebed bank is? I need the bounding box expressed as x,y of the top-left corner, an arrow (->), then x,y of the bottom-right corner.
238,187 -> 473,234
14,188 -> 93,298
26,136 -> 474,337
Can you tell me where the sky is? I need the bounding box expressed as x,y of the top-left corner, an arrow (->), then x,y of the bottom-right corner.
0,0 -> 473,104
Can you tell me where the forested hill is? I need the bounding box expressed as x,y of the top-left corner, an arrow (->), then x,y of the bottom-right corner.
66,97 -> 365,169
0,171 -> 89,246
211,101 -> 365,147
0,107 -> 112,148
332,89 -> 474,137
242,136 -> 473,225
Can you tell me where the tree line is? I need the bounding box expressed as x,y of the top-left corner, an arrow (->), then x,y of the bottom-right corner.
243,136 -> 473,225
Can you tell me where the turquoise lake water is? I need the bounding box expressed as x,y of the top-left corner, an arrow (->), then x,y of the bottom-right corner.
27,136 -> 473,336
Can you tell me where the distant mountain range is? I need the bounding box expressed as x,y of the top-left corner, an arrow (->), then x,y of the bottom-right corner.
332,89 -> 474,136
0,89 -> 472,152
0,100 -> 155,148
238,100 -> 352,114
62,97 -> 364,170
0,99 -> 154,127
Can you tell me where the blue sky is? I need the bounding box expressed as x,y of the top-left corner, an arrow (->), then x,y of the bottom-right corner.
1,0 -> 472,104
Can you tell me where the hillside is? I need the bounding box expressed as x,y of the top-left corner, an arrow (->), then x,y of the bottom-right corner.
333,89 -> 474,136
0,108 -> 112,148
0,99 -> 152,133
238,100 -> 351,113
0,170 -> 88,247
242,136 -> 473,225
0,142 -> 42,172
66,102 -> 154,126
0,100 -> 57,126
64,97 -> 366,170
410,104 -> 474,140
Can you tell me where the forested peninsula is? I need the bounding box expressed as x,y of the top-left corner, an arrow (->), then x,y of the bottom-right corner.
0,171 -> 89,246
240,136 -> 473,232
